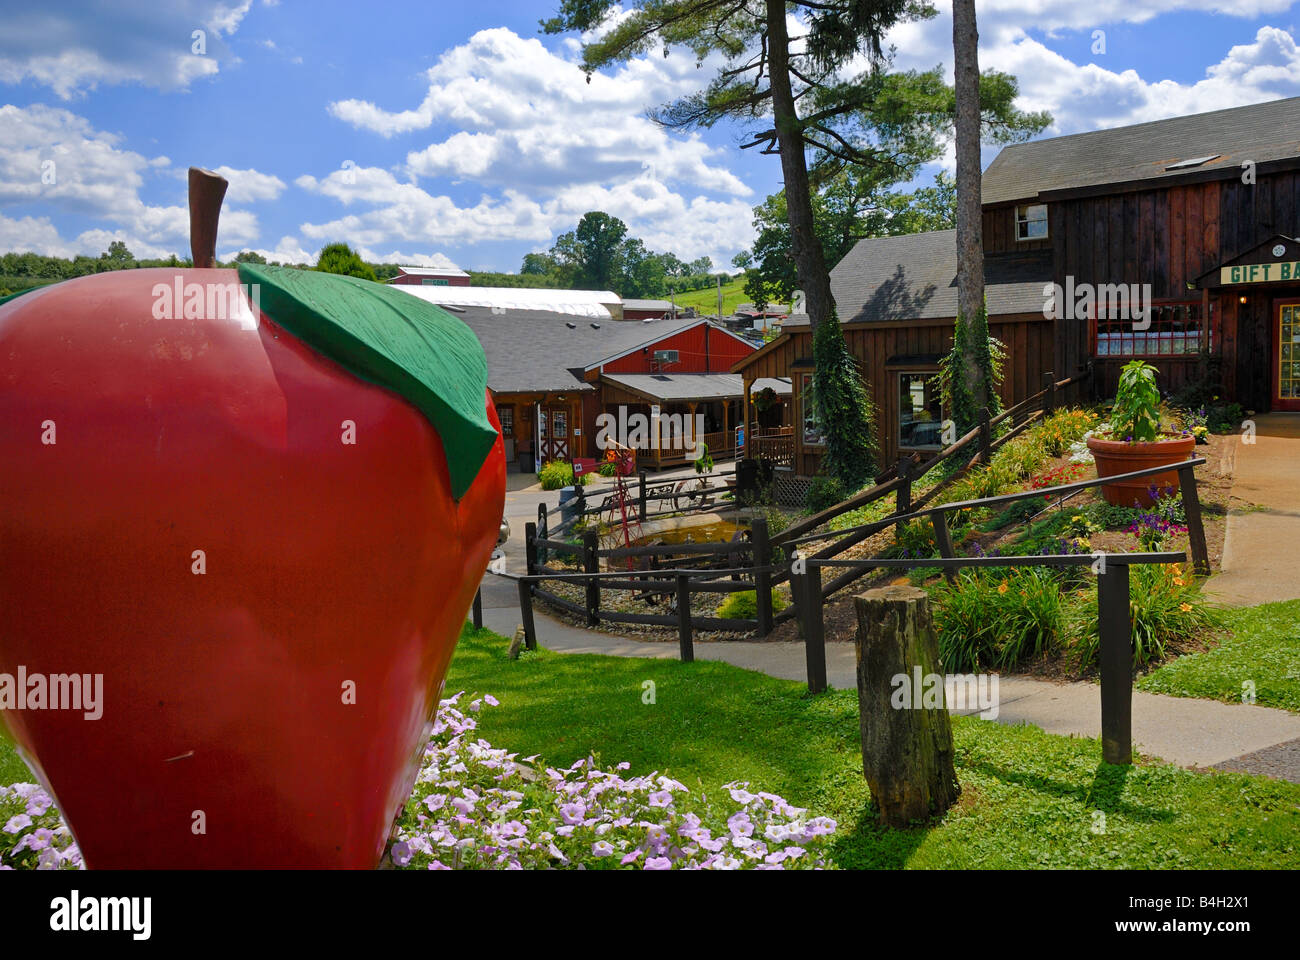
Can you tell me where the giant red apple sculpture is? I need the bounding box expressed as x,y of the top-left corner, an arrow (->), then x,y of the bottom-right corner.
0,169 -> 505,867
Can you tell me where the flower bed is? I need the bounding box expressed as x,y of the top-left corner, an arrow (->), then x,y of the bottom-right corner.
1,693 -> 838,871
390,692 -> 836,870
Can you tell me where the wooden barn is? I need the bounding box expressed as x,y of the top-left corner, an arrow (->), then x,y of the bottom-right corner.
735,94 -> 1300,477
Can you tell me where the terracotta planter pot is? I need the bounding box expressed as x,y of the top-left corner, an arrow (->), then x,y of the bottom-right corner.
1086,434 -> 1196,508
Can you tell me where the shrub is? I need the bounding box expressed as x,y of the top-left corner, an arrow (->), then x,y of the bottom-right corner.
806,475 -> 847,513
717,589 -> 789,620
812,311 -> 879,488
1108,360 -> 1161,441
538,460 -> 590,490
598,461 -> 618,477
1069,564 -> 1221,669
933,567 -> 1070,672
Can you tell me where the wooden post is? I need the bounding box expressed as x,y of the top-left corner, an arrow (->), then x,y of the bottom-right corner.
524,521 -> 538,577
583,531 -> 600,626
1177,463 -> 1210,576
752,517 -> 773,638
1098,562 -> 1133,765
978,407 -> 991,464
536,504 -> 548,566
638,471 -> 648,523
895,454 -> 912,538
676,574 -> 694,662
853,585 -> 960,826
1043,371 -> 1057,415
802,561 -> 826,694
517,577 -> 537,651
472,588 -> 483,629
575,481 -> 586,520
931,509 -> 958,584
188,167 -> 229,268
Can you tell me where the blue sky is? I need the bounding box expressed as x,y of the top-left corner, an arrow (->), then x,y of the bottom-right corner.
2,1 -> 1299,272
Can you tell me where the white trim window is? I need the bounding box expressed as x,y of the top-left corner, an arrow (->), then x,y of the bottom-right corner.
1016,203 -> 1048,241
800,373 -> 825,447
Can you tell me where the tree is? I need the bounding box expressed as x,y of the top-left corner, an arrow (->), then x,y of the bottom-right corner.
945,0 -> 1000,432
544,1 -> 1044,492
234,250 -> 267,264
99,240 -> 136,271
543,1 -> 954,337
556,211 -> 629,290
314,243 -> 377,282
520,252 -> 557,275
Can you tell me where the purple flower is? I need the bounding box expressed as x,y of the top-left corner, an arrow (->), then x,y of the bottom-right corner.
559,802 -> 586,824
390,840 -> 412,866
3,814 -> 32,834
592,841 -> 614,857
647,790 -> 673,808
727,812 -> 754,838
644,857 -> 672,870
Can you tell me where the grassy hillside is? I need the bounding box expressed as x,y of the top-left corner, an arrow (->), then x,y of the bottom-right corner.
670,277 -> 750,316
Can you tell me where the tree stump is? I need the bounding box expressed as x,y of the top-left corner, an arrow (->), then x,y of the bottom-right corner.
854,585 -> 960,827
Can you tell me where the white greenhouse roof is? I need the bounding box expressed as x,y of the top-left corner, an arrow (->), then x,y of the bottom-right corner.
393,284 -> 621,319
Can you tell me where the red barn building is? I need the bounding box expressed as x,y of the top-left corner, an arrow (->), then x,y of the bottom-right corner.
386,265 -> 472,287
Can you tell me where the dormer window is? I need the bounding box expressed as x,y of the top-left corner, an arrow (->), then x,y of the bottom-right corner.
1016,203 -> 1048,241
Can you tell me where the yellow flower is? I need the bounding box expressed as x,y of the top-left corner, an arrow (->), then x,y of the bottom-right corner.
1077,590 -> 1089,599
1173,577 -> 1185,586
1179,602 -> 1193,612
997,582 -> 1009,594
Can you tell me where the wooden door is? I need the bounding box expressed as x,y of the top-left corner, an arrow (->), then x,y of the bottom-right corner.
1275,300 -> 1300,411
539,406 -> 571,461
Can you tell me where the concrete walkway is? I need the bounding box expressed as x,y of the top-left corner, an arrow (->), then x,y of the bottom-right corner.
1205,413 -> 1300,606
477,571 -> 1300,778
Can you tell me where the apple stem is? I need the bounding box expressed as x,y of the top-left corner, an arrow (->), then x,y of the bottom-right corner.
188,167 -> 229,268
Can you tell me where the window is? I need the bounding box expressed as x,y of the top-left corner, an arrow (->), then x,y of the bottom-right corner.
898,373 -> 944,450
498,405 -> 513,437
1016,204 -> 1048,241
800,373 -> 825,446
551,410 -> 568,438
1093,300 -> 1213,357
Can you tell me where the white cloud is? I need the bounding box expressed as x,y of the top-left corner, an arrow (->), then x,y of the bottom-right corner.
0,1 -> 254,99
213,165 -> 287,203
294,162 -> 749,267
317,27 -> 755,266
0,104 -> 261,257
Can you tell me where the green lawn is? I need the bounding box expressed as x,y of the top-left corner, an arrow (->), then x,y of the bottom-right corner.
0,737 -> 30,785
1138,599 -> 1300,712
6,622 -> 1297,868
445,627 -> 1300,869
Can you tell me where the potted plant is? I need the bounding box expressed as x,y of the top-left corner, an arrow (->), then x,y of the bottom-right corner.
1086,360 -> 1195,507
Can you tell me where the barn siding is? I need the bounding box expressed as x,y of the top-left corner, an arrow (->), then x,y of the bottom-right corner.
600,323 -> 753,374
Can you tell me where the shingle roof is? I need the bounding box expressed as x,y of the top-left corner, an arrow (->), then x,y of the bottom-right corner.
982,95 -> 1300,205
601,373 -> 791,403
448,306 -> 698,394
829,229 -> 1051,323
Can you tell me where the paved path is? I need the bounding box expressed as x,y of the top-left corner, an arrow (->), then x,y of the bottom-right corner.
1205,413 -> 1300,606
477,571 -> 1300,777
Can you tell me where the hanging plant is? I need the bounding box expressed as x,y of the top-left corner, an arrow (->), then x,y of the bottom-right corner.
753,386 -> 778,413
